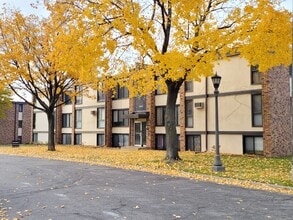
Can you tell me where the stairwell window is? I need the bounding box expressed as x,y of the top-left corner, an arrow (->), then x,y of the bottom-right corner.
251,65 -> 262,85
75,110 -> 82,129
185,100 -> 193,128
97,108 -> 105,128
252,94 -> 262,127
62,113 -> 72,128
112,109 -> 129,127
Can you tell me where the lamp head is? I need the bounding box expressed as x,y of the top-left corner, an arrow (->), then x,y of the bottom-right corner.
211,73 -> 221,90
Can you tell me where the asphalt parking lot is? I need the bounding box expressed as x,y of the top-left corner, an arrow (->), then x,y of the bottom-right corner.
0,154 -> 292,220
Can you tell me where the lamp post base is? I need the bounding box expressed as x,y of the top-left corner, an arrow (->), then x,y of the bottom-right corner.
212,155 -> 225,172
212,165 -> 225,172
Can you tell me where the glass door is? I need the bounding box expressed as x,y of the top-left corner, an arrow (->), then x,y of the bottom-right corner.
134,121 -> 147,146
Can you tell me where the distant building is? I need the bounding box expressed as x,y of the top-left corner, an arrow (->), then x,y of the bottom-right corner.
33,56 -> 292,157
0,102 -> 33,145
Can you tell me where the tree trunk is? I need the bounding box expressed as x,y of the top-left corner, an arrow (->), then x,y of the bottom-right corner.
47,111 -> 56,151
165,80 -> 183,161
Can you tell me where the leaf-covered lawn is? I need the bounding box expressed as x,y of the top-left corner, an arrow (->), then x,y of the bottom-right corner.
0,145 -> 292,194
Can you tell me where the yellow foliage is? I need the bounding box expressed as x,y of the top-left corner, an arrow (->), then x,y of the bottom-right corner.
47,0 -> 292,94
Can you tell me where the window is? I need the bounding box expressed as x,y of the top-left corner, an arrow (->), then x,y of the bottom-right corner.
75,86 -> 83,104
134,96 -> 146,111
112,134 -> 129,147
33,133 -> 38,143
97,108 -> 105,128
185,81 -> 193,92
62,113 -> 72,128
251,65 -> 262,85
252,94 -> 262,127
18,120 -> 23,128
244,136 -> 263,155
97,134 -> 105,146
114,85 -> 129,99
112,109 -> 129,127
33,113 -> 36,129
186,135 -> 201,152
62,93 -> 72,105
97,90 -> 105,101
156,134 -> 166,150
75,110 -> 82,129
185,100 -> 193,127
18,104 -> 23,112
74,134 -> 82,145
156,106 -> 179,126
62,133 -> 72,144
156,106 -> 165,126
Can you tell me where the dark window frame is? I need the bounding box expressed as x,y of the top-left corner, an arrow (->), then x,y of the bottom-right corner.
112,134 -> 129,147
185,80 -> 193,92
62,113 -> 72,128
97,133 -> 105,146
156,105 -> 179,126
97,108 -> 105,128
185,100 -> 193,128
243,135 -> 263,155
75,86 -> 83,105
74,133 -> 82,145
62,133 -> 72,145
251,65 -> 262,85
114,85 -> 129,99
186,135 -> 201,152
75,109 -> 82,129
112,109 -> 129,127
252,94 -> 263,127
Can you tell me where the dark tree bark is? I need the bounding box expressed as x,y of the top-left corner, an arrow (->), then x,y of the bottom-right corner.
47,110 -> 56,151
165,79 -> 184,161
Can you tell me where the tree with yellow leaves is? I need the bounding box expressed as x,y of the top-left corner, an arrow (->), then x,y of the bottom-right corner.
0,10 -> 100,151
49,0 -> 292,160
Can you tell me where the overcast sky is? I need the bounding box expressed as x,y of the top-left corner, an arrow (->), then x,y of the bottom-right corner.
0,0 -> 292,16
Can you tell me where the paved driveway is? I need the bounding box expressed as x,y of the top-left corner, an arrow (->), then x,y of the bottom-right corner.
0,154 -> 292,220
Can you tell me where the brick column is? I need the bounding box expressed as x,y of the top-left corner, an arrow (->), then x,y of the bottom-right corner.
262,66 -> 292,157
22,103 -> 33,144
105,90 -> 112,147
129,97 -> 134,146
55,101 -> 62,144
179,84 -> 186,151
146,92 -> 155,149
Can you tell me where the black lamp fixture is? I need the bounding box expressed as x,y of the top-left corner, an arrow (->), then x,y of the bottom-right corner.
211,72 -> 221,90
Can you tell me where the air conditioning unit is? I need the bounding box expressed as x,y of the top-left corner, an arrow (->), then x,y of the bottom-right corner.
194,102 -> 204,109
90,110 -> 97,116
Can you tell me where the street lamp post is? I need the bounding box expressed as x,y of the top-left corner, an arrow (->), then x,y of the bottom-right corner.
211,73 -> 225,172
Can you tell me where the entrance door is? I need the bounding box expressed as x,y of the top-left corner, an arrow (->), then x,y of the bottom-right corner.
134,121 -> 147,147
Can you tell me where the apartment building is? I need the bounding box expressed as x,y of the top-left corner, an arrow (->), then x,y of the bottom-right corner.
32,56 -> 292,156
0,102 -> 33,145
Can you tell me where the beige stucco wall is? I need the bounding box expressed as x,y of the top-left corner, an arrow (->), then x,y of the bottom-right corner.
207,134 -> 244,155
81,133 -> 97,146
112,99 -> 130,109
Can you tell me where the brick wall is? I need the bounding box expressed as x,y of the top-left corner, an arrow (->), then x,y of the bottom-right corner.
22,103 -> 33,144
0,102 -> 32,145
0,104 -> 15,144
146,92 -> 156,149
262,66 -> 292,157
179,84 -> 186,151
105,90 -> 113,147
55,102 -> 62,144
